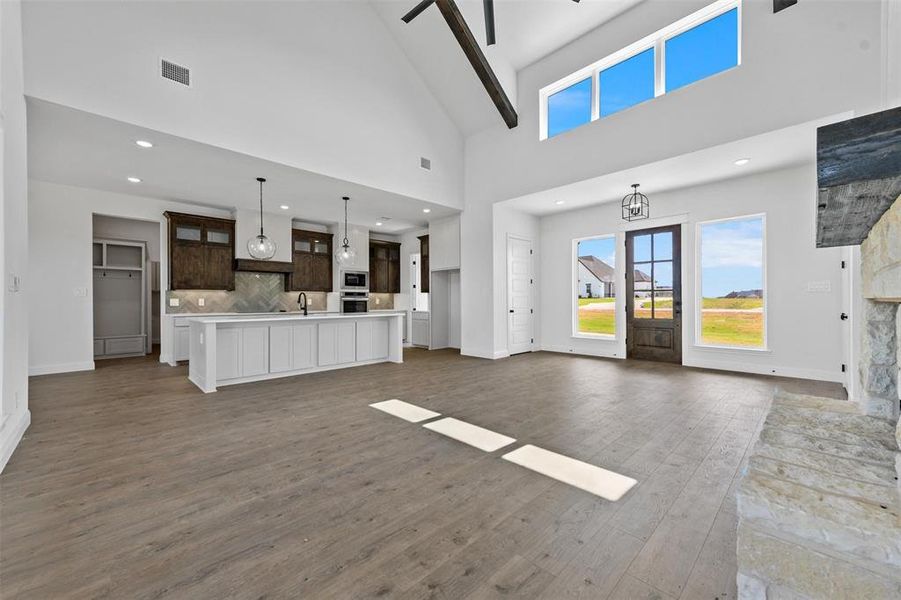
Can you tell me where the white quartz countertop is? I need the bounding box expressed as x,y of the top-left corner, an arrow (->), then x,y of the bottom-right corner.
188,311 -> 406,324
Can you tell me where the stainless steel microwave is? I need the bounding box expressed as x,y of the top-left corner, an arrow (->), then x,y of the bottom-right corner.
341,270 -> 368,291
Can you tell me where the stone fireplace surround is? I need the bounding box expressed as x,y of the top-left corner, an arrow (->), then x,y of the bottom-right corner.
737,198 -> 901,598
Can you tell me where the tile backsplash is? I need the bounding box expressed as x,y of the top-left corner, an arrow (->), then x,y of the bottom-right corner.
167,272 -> 327,313
368,293 -> 394,310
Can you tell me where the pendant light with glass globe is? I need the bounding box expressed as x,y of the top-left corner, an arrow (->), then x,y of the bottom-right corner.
247,177 -> 277,259
335,196 -> 356,266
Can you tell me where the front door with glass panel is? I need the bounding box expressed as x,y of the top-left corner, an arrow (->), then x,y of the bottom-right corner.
626,225 -> 682,363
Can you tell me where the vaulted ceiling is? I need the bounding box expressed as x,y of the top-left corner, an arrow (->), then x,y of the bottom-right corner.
371,0 -> 646,136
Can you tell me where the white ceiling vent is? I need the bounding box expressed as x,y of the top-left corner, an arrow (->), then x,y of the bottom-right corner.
160,59 -> 191,87
420,157 -> 431,171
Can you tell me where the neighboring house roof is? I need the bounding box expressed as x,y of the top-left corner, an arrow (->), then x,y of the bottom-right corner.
634,269 -> 651,282
578,256 -> 615,282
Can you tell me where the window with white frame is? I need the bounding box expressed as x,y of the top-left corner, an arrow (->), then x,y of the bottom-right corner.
697,215 -> 765,348
541,0 -> 740,140
575,236 -> 617,336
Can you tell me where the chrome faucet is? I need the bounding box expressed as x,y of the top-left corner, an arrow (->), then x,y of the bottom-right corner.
297,292 -> 308,316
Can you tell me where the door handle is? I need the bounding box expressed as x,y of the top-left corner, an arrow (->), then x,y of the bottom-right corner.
509,309 -> 514,313
840,313 -> 848,321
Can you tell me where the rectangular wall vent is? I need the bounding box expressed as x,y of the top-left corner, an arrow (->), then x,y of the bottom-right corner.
420,157 -> 431,171
160,59 -> 191,87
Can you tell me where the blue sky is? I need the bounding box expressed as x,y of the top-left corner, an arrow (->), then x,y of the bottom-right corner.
701,217 -> 763,297
578,237 -> 616,267
666,8 -> 739,93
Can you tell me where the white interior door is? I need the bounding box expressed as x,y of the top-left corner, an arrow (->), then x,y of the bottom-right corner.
507,236 -> 533,355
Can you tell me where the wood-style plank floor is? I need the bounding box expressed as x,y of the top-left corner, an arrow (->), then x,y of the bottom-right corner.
1,349 -> 844,599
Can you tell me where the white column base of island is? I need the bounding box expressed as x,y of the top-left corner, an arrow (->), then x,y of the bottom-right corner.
188,312 -> 404,393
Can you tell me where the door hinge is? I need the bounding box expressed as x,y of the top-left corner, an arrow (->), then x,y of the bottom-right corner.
530,308 -> 533,314
530,249 -> 533,254
530,279 -> 533,284
841,363 -> 846,373
531,338 -> 534,344
841,260 -> 846,269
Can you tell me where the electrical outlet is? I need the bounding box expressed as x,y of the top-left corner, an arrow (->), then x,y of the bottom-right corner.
73,287 -> 87,297
198,298 -> 205,307
169,298 -> 180,307
8,274 -> 20,292
806,281 -> 832,293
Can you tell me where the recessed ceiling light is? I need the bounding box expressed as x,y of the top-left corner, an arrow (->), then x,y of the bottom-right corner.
555,200 -> 565,205
375,221 -> 383,226
734,158 -> 751,166
127,177 -> 142,183
279,205 -> 290,210
135,140 -> 153,148
423,208 -> 431,213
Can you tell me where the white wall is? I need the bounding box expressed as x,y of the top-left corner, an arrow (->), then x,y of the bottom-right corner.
0,0 -> 30,472
29,180 -> 231,375
492,204 -> 540,357
461,0 -> 886,358
539,165 -> 847,382
21,0 -> 464,210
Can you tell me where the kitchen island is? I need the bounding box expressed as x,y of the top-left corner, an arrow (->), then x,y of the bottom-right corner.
188,312 -> 404,393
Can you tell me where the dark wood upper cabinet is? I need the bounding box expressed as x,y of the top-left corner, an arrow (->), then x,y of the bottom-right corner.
288,229 -> 333,292
369,239 -> 402,294
165,212 -> 236,290
418,234 -> 429,293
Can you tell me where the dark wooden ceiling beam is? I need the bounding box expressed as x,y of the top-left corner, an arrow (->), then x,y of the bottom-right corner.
402,0 -> 436,23
434,0 -> 518,128
774,0 -> 798,13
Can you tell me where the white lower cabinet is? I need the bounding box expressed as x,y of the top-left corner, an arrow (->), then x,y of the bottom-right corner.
269,326 -> 294,374
337,322 -> 356,364
175,327 -> 190,361
292,324 -> 316,370
357,320 -> 389,361
217,328 -> 242,380
242,327 -> 269,377
318,322 -> 356,366
217,326 -> 269,380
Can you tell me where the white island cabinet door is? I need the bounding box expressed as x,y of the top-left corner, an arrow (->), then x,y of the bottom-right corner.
371,319 -> 389,360
292,324 -> 316,370
318,322 -> 338,366
217,328 -> 242,380
242,326 -> 269,377
269,326 -> 293,373
337,321 -> 356,364
356,320 -> 373,362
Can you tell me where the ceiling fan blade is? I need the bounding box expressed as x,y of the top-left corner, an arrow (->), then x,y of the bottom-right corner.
402,0 -> 437,23
483,0 -> 496,45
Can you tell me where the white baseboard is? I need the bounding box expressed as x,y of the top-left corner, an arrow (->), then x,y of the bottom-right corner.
461,347 -> 499,360
0,410 -> 31,473
682,357 -> 843,383
29,361 -> 95,376
540,344 -> 624,360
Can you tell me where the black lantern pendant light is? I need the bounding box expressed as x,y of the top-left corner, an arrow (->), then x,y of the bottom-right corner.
621,184 -> 650,222
247,177 -> 277,259
335,196 -> 356,266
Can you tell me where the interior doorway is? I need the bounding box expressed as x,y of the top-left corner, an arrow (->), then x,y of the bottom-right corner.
507,235 -> 533,355
626,225 -> 682,363
92,215 -> 161,359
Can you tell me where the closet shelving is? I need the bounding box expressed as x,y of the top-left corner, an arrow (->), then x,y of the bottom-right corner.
93,239 -> 148,358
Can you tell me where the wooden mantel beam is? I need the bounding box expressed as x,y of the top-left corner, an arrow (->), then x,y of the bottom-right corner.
434,0 -> 518,128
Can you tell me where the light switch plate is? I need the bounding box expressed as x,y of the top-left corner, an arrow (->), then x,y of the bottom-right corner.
169,298 -> 180,307
198,298 -> 205,307
73,287 -> 87,297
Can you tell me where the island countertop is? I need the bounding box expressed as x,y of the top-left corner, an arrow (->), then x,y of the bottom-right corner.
187,311 -> 405,325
